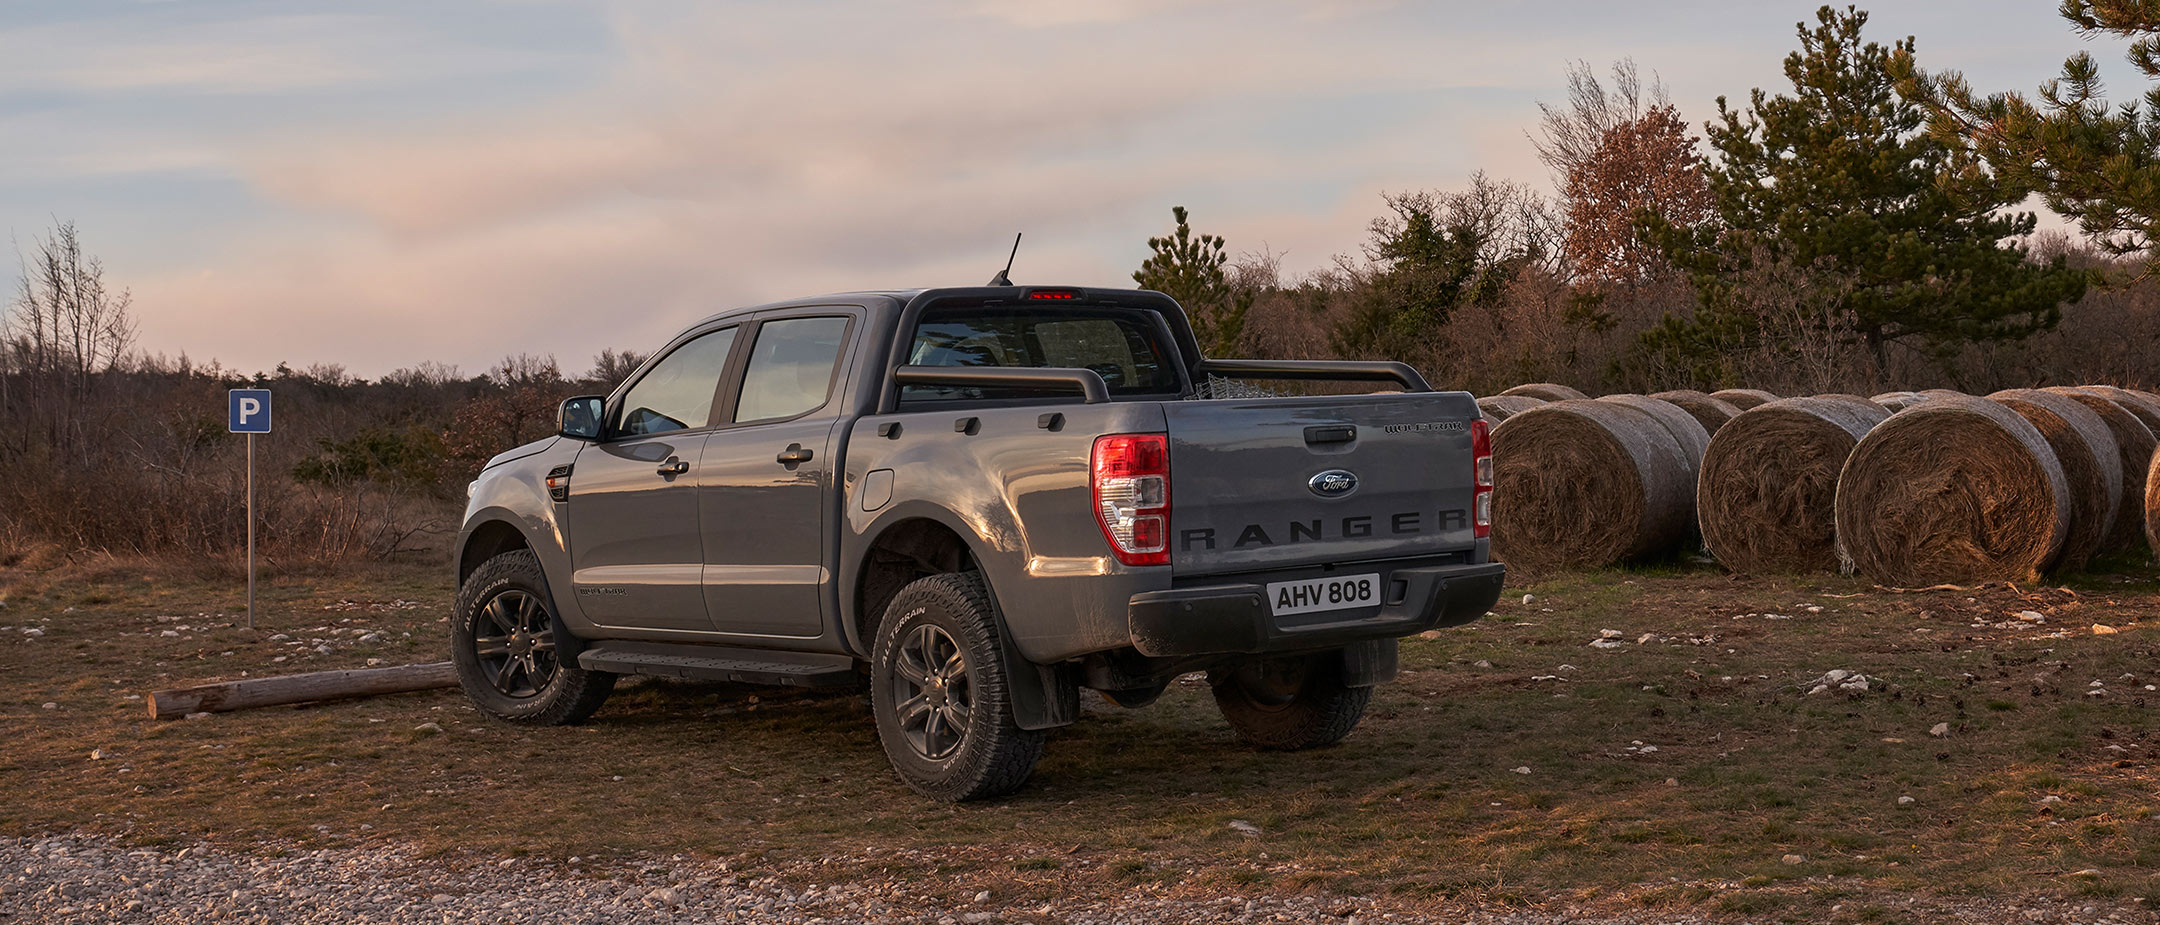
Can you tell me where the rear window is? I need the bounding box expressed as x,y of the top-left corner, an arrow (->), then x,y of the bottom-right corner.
899,308 -> 1179,404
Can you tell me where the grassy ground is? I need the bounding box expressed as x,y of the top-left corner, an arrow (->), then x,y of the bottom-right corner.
2,557 -> 2156,922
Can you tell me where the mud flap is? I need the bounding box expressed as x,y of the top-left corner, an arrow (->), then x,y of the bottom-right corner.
1339,637 -> 1398,687
979,574 -> 1079,730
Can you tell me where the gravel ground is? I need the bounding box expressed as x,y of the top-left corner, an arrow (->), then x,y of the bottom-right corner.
2,833 -> 2150,925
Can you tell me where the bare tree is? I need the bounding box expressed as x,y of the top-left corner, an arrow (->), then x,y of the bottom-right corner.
585,348 -> 647,390
8,221 -> 136,389
1534,59 -> 1661,185
1534,61 -> 1714,285
3,221 -> 136,460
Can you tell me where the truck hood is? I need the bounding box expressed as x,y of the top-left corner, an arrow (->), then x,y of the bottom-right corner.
483,436 -> 560,471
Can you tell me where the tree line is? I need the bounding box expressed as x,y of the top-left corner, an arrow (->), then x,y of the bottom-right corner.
1140,4 -> 2160,398
10,3 -> 2160,566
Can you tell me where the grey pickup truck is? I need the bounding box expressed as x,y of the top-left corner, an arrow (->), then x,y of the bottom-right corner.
453,284 -> 1503,801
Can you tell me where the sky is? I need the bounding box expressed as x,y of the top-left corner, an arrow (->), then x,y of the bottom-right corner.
0,0 -> 2141,379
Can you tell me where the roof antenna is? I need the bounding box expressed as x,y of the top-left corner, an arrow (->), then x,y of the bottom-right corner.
986,233 -> 1022,286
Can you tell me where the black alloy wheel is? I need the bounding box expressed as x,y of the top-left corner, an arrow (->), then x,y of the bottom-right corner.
470,588 -> 558,698
888,623 -> 974,761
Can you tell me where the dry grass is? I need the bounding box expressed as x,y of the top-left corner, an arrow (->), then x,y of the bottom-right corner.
3,558 -> 2159,923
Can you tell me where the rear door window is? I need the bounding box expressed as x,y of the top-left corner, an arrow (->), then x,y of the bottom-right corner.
733,316 -> 852,423
901,309 -> 1177,403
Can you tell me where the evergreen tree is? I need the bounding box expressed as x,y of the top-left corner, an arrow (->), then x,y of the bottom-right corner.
1133,206 -> 1250,357
1650,5 -> 2087,380
1897,1 -> 2160,273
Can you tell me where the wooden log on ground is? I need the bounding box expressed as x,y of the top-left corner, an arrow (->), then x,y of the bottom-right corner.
149,662 -> 458,720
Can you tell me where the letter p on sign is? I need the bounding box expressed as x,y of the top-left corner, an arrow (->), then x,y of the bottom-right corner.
228,389 -> 273,434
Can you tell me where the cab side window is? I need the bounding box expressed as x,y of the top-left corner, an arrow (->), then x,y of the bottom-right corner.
734,316 -> 851,423
616,327 -> 738,437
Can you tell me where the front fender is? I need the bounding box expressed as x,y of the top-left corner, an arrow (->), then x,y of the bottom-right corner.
457,444 -> 584,630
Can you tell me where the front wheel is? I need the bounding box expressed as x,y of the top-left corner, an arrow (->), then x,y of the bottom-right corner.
452,550 -> 615,725
870,572 -> 1044,802
1211,653 -> 1371,750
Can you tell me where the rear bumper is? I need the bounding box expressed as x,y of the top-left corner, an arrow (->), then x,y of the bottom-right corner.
1125,560 -> 1505,658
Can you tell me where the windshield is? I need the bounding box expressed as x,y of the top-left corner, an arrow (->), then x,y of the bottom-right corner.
899,308 -> 1179,404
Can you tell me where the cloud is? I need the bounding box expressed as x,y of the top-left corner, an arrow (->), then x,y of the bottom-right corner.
104,0 -> 1885,375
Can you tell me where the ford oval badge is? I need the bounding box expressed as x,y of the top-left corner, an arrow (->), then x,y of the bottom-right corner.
1308,469 -> 1359,498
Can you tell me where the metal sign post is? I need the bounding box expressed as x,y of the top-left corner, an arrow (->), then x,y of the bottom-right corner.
228,389 -> 273,629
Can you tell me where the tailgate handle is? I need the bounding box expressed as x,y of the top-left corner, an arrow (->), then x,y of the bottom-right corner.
1304,424 -> 1357,445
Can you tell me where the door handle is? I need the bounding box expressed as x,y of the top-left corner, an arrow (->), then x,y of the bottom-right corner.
776,444 -> 814,467
657,457 -> 689,476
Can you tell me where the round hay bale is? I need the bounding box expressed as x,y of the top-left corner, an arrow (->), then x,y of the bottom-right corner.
1649,389 -> 1744,435
1696,396 -> 1888,574
2044,387 -> 2158,551
1490,400 -> 1694,572
1500,382 -> 1588,402
1814,393 -> 1893,414
1709,388 -> 1778,410
2147,451 -> 2160,561
2078,385 -> 2160,436
1476,394 -> 1547,427
1988,389 -> 2124,574
1596,395 -> 1711,473
1871,391 -> 1925,413
1918,389 -> 1969,400
1834,394 -> 2070,586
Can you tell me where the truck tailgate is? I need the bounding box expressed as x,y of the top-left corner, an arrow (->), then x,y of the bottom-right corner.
1163,393 -> 1481,577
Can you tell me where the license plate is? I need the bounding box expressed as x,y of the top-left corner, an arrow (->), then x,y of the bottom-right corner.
1265,573 -> 1381,616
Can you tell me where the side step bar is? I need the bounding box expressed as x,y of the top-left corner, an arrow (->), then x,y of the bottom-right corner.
577,642 -> 860,688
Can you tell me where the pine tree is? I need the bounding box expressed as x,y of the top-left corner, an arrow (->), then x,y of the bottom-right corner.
1133,206 -> 1250,357
1650,5 -> 2087,379
1897,1 -> 2160,274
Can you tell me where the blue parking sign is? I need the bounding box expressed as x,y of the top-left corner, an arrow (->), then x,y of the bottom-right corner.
229,389 -> 273,433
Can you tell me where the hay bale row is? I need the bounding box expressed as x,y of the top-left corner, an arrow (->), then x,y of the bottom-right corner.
1834,394 -> 2070,586
1489,399 -> 1694,572
1486,382 -> 2160,580
1697,396 -> 1888,574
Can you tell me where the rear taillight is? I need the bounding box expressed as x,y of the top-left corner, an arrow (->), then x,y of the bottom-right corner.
1471,419 -> 1492,539
1092,433 -> 1169,566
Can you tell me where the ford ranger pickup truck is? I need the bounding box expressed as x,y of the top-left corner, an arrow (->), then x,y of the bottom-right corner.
453,284 -> 1503,801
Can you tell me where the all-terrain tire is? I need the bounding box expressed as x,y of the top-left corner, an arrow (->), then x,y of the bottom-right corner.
453,549 -> 615,725
1211,653 -> 1371,750
870,572 -> 1045,802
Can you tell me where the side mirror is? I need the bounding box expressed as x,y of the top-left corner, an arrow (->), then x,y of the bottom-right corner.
559,396 -> 605,440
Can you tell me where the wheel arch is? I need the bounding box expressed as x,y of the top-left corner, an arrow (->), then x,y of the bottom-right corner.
459,517 -> 533,584
847,506 -> 1078,731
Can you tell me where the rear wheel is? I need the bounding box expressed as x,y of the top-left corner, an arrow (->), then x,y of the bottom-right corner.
1211,653 -> 1370,750
870,572 -> 1044,801
453,550 -> 615,725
